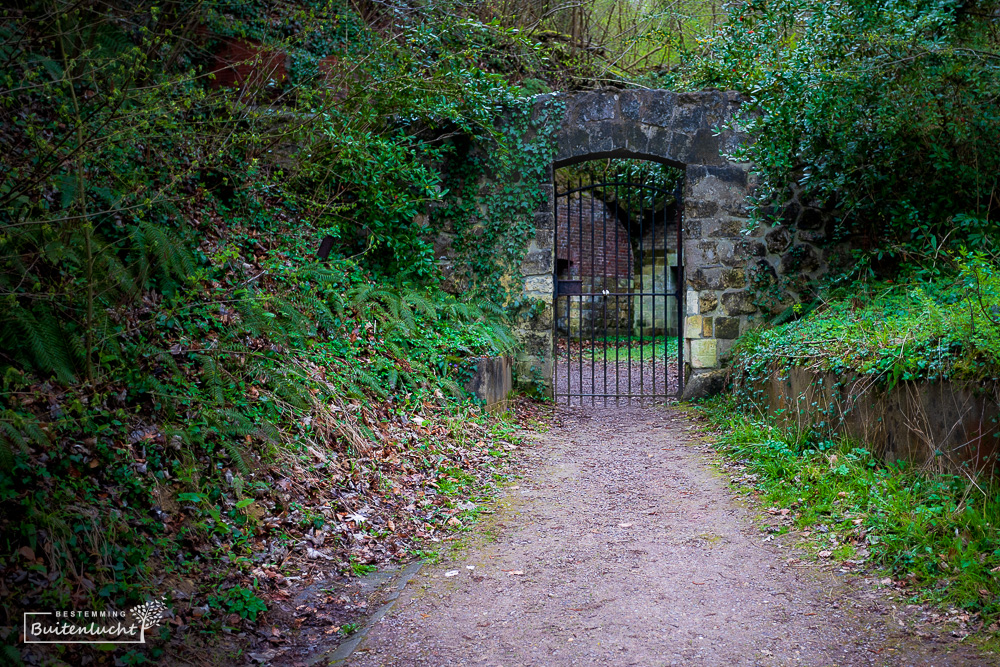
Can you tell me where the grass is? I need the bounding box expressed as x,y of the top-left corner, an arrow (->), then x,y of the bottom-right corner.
698,395 -> 1000,630
561,335 -> 679,361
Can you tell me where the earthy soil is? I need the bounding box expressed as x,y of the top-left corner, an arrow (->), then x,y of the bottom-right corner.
334,405 -> 994,667
554,357 -> 679,407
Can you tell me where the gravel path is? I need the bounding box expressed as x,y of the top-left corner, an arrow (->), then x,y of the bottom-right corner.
554,358 -> 679,406
344,406 -> 992,667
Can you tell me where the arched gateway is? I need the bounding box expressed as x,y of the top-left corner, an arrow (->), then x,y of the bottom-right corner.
515,88 -> 758,395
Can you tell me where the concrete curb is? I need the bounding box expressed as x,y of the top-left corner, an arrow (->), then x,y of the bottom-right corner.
309,560 -> 424,666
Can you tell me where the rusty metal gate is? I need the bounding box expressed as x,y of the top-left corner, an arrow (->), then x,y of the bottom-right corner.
552,179 -> 684,405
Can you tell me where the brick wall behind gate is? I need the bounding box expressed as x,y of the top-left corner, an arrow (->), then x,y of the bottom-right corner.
556,194 -> 633,279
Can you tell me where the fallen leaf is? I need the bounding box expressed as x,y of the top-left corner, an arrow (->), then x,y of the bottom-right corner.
617,522 -> 633,528
306,547 -> 334,560
444,570 -> 459,578
818,550 -> 833,558
18,546 -> 34,561
507,570 -> 524,576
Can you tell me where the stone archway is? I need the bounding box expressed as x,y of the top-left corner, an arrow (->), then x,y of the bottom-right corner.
516,88 -> 755,394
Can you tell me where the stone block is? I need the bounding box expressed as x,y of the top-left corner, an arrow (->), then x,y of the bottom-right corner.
515,329 -> 552,357
682,219 -> 703,239
714,316 -> 740,339
684,199 -> 718,218
765,226 -> 792,254
577,91 -> 617,122
698,292 -> 718,314
797,208 -> 825,230
720,290 -> 758,315
704,217 -> 746,238
721,268 -> 746,289
688,240 -> 720,266
685,315 -> 703,336
622,123 -> 651,154
620,91 -> 643,120
798,229 -> 826,244
671,102 -> 707,134
681,368 -> 729,401
534,211 -> 554,230
690,338 -> 718,369
586,124 -> 616,154
721,239 -> 766,267
523,274 -> 553,297
685,128 -> 724,165
704,164 -> 749,186
521,250 -> 552,276
555,127 -> 590,164
643,92 -> 677,127
780,202 -> 802,226
701,316 -> 714,337
464,356 -> 513,408
686,290 -> 699,315
687,267 -> 721,291
533,304 -> 553,329
778,244 -> 821,275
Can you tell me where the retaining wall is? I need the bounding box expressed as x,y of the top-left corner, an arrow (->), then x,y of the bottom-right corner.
760,367 -> 1000,475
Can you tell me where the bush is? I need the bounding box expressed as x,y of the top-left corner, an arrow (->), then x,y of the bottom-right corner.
684,0 -> 1000,260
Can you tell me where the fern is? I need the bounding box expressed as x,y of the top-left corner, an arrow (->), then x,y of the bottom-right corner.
8,305 -> 77,383
136,220 -> 195,281
199,355 -> 225,406
440,377 -> 463,398
0,422 -> 22,470
275,295 -> 314,340
223,440 -> 252,476
402,289 -> 437,320
206,409 -> 254,475
254,419 -> 281,444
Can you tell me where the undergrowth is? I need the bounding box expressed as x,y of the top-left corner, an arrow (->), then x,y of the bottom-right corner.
700,395 -> 1000,635
732,254 -> 1000,408
0,1 -> 559,663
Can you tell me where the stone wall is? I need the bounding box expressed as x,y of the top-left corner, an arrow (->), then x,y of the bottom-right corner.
517,89 -> 755,390
507,88 -> 836,394
759,367 -> 1000,475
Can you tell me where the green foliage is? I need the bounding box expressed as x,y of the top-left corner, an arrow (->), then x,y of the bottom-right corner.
431,96 -> 565,304
559,158 -> 683,217
701,396 -> 1000,623
488,0 -> 726,80
731,254 -> 1000,408
0,1 -> 544,656
685,0 -> 1000,259
208,585 -> 268,622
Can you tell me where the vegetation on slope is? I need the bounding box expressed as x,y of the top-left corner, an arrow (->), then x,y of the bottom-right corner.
678,0 -> 1000,265
732,254 -> 1000,399
0,0 -> 564,662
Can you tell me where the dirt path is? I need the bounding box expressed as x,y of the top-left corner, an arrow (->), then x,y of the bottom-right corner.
342,406 -> 992,667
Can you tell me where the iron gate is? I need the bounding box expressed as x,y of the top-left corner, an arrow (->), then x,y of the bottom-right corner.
552,179 -> 684,405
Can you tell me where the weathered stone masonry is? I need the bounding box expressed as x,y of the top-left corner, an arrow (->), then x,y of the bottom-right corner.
514,88 -> 834,393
